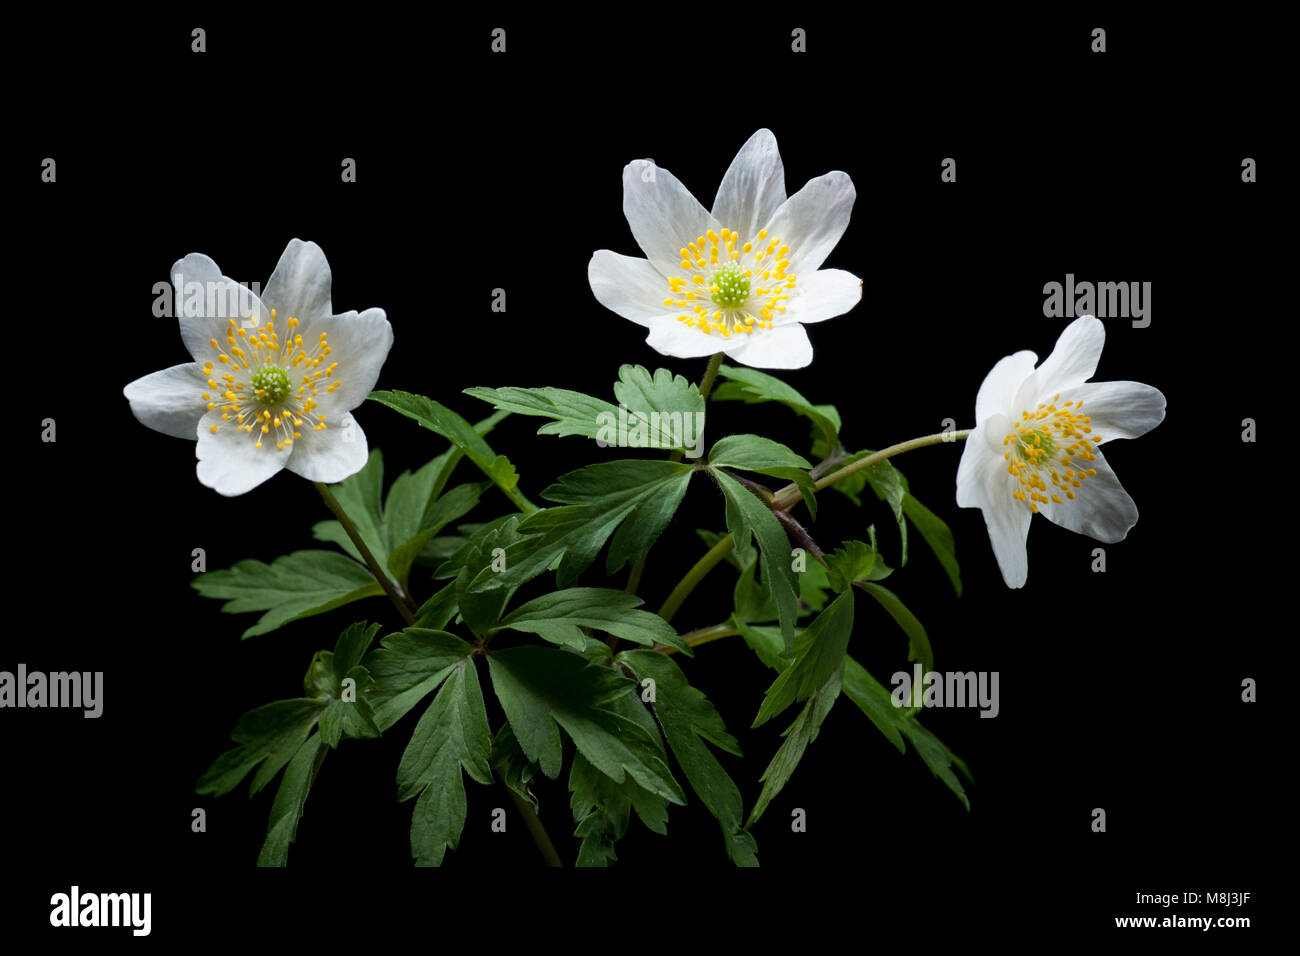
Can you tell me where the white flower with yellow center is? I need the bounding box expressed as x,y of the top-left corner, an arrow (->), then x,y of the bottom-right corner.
956,315 -> 1166,588
588,129 -> 861,369
124,239 -> 393,496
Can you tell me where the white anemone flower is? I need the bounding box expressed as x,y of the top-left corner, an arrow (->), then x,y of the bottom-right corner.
956,315 -> 1166,588
124,239 -> 393,496
588,128 -> 861,369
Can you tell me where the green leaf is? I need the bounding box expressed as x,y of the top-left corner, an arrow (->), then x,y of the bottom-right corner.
731,617 -> 791,672
463,385 -> 619,439
902,491 -> 962,596
709,433 -> 817,519
361,628 -> 476,731
842,656 -> 970,809
398,659 -> 493,866
714,470 -> 798,651
497,587 -> 689,654
465,365 -> 705,455
192,550 -> 384,640
369,389 -> 533,511
492,460 -> 695,589
862,458 -> 908,566
825,538 -> 893,592
748,671 -> 842,826
713,365 -> 841,447
197,698 -> 328,797
256,732 -> 326,867
569,750 -> 671,866
486,646 -> 685,804
491,724 -> 540,812
753,589 -> 855,729
855,580 -> 934,675
619,651 -> 757,866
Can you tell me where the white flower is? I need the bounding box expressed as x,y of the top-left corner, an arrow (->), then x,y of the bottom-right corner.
124,239 -> 393,496
588,129 -> 861,370
956,315 -> 1166,588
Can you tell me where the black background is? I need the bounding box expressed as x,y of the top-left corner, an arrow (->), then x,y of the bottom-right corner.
7,9 -> 1281,942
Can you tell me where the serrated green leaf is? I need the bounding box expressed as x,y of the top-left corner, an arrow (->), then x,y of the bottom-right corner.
748,670 -> 842,826
855,580 -> 933,674
256,732 -> 326,867
825,539 -> 893,592
619,651 -> 757,866
192,550 -> 385,639
841,656 -> 970,809
610,364 -> 707,454
487,646 -> 685,803
862,458 -> 908,566
463,385 -> 619,439
569,749 -> 670,866
753,589 -> 855,728
369,389 -> 533,511
197,698 -> 328,797
396,659 -> 493,867
361,628 -> 476,731
486,460 -> 695,591
709,433 -> 817,519
496,587 -> 689,654
902,492 -> 962,596
713,365 -> 841,447
714,470 -> 798,650
491,723 -> 540,812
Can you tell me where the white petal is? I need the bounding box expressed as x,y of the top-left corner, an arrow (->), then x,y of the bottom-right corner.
285,411 -> 370,484
1033,315 -> 1105,395
622,160 -> 720,277
262,239 -> 333,321
723,323 -> 814,370
588,251 -> 671,328
307,308 -> 393,414
1057,380 -> 1166,442
644,317 -> 728,360
123,363 -> 210,439
195,409 -> 291,496
956,434 -> 1031,588
761,171 -> 855,275
711,129 -> 786,243
974,350 -> 1037,424
1037,447 -> 1138,543
791,268 -> 862,324
172,252 -> 268,364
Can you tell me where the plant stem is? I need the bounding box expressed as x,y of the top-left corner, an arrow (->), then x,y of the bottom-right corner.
660,429 -> 971,623
657,532 -> 736,624
624,352 -> 726,601
770,430 -> 971,511
498,768 -> 564,867
658,621 -> 739,655
314,481 -> 417,626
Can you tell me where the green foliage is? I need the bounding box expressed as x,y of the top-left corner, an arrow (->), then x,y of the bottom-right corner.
368,389 -> 532,510
465,364 -> 704,454
753,589 -> 855,729
714,470 -> 799,650
497,587 -> 689,654
709,433 -> 818,518
197,622 -> 385,866
620,651 -> 758,866
192,550 -> 384,640
486,646 -> 684,805
712,364 -> 841,448
397,658 -> 493,866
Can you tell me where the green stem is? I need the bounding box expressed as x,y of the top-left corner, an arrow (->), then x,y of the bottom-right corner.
657,532 -> 735,624
498,767 -> 564,867
770,430 -> 971,511
314,481 -> 417,626
659,621 -> 739,655
624,352 -> 725,601
661,429 -> 971,623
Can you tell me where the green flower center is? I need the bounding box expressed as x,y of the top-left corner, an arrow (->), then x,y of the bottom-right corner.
251,365 -> 291,405
710,265 -> 750,309
1015,428 -> 1057,462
